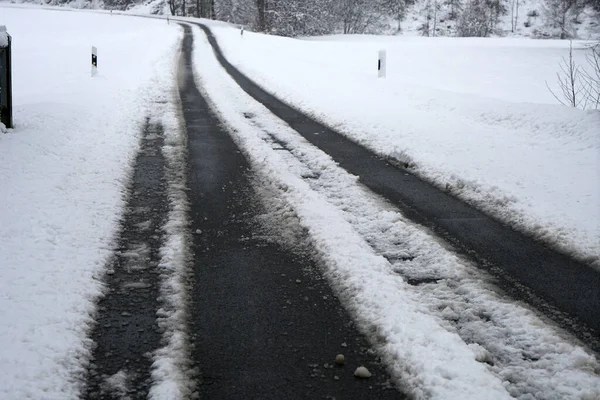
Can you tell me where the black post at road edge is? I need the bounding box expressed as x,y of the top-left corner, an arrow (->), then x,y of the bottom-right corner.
91,46 -> 97,77
0,26 -> 12,129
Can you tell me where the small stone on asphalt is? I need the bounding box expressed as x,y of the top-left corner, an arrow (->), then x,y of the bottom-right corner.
354,366 -> 372,379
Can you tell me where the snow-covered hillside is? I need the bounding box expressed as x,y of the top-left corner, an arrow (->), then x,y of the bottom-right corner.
3,0 -> 600,38
401,0 -> 600,38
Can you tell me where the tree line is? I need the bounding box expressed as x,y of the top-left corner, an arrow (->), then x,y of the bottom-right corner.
163,0 -> 599,38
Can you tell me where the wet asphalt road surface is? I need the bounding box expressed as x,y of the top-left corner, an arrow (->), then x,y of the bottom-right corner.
194,22 -> 600,352
83,25 -> 405,400
178,24 -> 404,399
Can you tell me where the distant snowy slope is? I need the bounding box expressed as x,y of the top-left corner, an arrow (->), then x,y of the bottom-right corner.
0,8 -> 179,398
209,26 -> 600,266
3,0 -> 599,38
401,0 -> 600,39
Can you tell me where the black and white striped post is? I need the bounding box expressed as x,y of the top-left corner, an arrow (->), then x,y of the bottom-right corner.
0,25 -> 13,129
91,46 -> 98,77
378,49 -> 386,78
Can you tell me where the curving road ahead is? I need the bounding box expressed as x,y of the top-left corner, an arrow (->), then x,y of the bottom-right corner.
191,22 -> 600,350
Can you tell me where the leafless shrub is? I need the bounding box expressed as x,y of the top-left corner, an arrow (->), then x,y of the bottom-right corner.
581,43 -> 600,109
546,41 -> 600,110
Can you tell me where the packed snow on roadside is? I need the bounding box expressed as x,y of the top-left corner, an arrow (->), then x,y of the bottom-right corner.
0,8 -> 180,398
191,24 -> 600,400
208,25 -> 600,267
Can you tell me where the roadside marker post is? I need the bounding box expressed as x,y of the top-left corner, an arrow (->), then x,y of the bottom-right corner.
378,49 -> 386,78
0,25 -> 13,129
91,46 -> 97,77
241,26 -> 244,36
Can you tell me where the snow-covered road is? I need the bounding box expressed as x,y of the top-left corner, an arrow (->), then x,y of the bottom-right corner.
0,6 -> 599,399
207,26 -> 600,268
190,23 -> 600,399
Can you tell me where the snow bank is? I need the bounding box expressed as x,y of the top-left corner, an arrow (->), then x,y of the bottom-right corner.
0,8 -> 179,398
207,25 -> 600,267
148,35 -> 196,399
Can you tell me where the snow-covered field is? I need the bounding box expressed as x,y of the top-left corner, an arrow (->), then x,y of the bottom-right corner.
207,26 -> 600,267
193,22 -> 600,399
0,8 -> 180,398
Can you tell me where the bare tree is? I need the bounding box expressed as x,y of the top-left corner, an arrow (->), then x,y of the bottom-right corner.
456,0 -> 493,36
581,43 -> 600,109
445,0 -> 462,19
256,0 -> 267,31
382,0 -> 415,32
339,0 -> 381,34
432,0 -> 439,36
546,41 -> 600,110
543,0 -> 583,38
510,0 -> 519,32
215,0 -> 257,27
419,0 -> 432,36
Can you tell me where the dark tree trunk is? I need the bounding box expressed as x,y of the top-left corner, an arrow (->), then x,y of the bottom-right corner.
256,0 -> 266,31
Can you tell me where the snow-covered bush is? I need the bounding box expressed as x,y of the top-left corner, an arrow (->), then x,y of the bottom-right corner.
456,0 -> 494,36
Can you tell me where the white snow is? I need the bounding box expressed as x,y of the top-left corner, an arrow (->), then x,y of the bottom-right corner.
102,370 -> 131,398
190,23 -> 600,399
207,26 -> 600,267
148,56 -> 196,400
0,7 -> 179,398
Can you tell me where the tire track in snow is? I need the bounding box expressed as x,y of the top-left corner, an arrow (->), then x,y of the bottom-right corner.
251,117 -> 600,400
177,23 -> 405,400
193,22 -> 600,344
85,119 -> 169,399
188,26 -> 600,398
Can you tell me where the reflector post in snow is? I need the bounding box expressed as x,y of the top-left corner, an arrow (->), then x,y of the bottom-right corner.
0,25 -> 13,129
91,46 -> 97,77
378,49 -> 386,78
